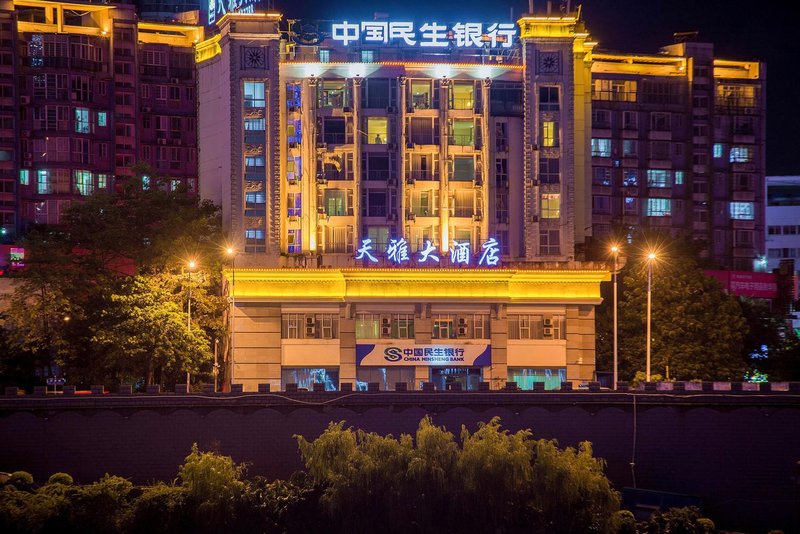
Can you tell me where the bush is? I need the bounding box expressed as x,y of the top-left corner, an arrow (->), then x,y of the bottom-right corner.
7,472 -> 33,490
46,473 -> 73,486
125,483 -> 188,534
642,506 -> 715,534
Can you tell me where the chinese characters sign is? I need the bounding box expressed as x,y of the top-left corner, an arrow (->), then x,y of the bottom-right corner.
331,21 -> 517,48
357,343 -> 492,367
207,0 -> 261,26
356,238 -> 500,267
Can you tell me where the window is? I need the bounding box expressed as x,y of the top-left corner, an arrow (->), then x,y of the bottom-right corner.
591,138 -> 611,157
367,226 -> 390,252
363,78 -> 390,108
624,197 -> 638,214
508,314 -> 565,340
495,158 -> 508,189
735,230 -> 753,246
361,49 -> 374,63
97,111 -> 107,127
319,80 -> 346,108
356,367 -> 415,391
97,174 -> 107,189
20,170 -> 29,186
73,170 -> 92,195
539,86 -> 559,111
623,140 -> 637,157
593,167 -> 611,186
432,314 -> 489,339
362,189 -> 387,217
286,192 -> 301,217
243,81 -> 265,108
674,170 -> 684,186
74,107 -> 90,133
366,117 -> 388,144
622,111 -> 638,130
495,122 -> 508,152
592,79 -> 637,102
539,157 -> 560,184
622,169 -> 638,187
592,109 -> 611,128
324,189 -> 350,216
37,170 -> 50,194
450,119 -> 475,147
451,82 -> 474,110
541,120 -> 558,147
451,156 -> 475,182
541,193 -> 560,218
647,169 -> 671,188
539,229 -> 560,255
355,313 -> 415,339
650,141 -> 669,160
451,190 -> 475,218
729,146 -> 753,163
281,368 -> 339,391
408,190 -> 439,217
319,49 -> 330,63
245,228 -> 265,244
287,228 -> 302,253
411,80 -> 433,110
409,117 -> 438,145
282,313 -> 339,339
783,225 -> 798,235
713,143 -> 723,158
593,195 -> 611,213
729,201 -> 754,220
647,198 -> 671,217
650,112 -> 671,131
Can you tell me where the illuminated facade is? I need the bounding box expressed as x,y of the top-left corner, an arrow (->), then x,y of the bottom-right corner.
590,42 -> 766,270
0,0 -> 202,238
198,10 -> 610,392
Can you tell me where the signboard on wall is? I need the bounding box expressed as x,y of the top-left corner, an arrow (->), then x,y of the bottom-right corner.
357,343 -> 491,367
705,270 -> 779,299
207,0 -> 262,26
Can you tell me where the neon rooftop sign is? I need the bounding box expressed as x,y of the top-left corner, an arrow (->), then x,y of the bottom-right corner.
331,21 -> 517,48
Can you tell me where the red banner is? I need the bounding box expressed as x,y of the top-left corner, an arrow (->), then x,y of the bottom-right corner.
705,270 -> 779,299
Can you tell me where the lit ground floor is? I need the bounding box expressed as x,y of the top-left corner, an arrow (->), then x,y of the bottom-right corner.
223,267 -> 609,391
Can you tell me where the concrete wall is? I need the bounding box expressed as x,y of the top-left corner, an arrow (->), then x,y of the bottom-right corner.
0,390 -> 798,532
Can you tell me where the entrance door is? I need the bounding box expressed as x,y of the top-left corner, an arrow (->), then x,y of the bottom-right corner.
430,367 -> 482,391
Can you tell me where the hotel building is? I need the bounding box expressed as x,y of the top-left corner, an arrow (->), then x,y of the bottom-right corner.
198,11 -> 609,392
0,0 -> 202,240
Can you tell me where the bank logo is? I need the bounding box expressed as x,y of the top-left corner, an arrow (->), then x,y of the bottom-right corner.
384,347 -> 403,362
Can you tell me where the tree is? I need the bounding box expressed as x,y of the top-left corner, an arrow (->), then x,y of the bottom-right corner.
598,247 -> 749,382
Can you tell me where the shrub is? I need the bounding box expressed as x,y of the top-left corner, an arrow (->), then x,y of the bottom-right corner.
46,473 -> 73,486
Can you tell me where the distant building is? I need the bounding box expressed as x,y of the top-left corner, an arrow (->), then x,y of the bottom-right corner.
765,176 -> 800,272
589,40 -> 766,270
0,0 -> 203,240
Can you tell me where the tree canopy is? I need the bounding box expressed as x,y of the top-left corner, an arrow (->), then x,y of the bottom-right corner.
0,169 -> 226,389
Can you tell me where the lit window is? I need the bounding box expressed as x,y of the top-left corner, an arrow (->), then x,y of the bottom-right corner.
729,201 -> 754,220
647,198 -> 671,217
729,146 -> 753,163
624,197 -> 638,213
674,170 -> 684,185
245,156 -> 265,168
451,156 -> 475,182
97,111 -> 107,127
361,50 -> 374,63
593,167 -> 611,186
622,169 -> 638,187
647,169 -> 671,188
73,170 -> 93,196
287,229 -> 302,253
142,175 -> 150,190
319,49 -> 330,63
243,81 -> 265,108
541,193 -> 560,218
74,107 -> 90,133
245,228 -> 265,240
713,143 -> 723,158
366,117 -> 388,144
591,138 -> 611,157
451,82 -> 474,110
97,174 -> 107,189
623,140 -> 637,157
37,170 -> 50,194
20,169 -> 29,186
542,121 -> 558,147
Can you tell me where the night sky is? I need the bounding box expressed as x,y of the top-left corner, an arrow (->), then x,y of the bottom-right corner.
271,0 -> 797,176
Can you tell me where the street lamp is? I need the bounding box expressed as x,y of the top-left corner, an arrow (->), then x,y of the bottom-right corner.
645,252 -> 656,383
610,245 -> 620,390
186,259 -> 198,389
225,247 -> 237,388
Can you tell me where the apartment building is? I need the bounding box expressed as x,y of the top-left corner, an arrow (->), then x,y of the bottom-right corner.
0,0 -> 202,239
589,39 -> 766,270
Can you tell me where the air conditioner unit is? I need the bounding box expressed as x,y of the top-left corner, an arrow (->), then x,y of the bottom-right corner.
342,106 -> 352,113
316,176 -> 328,185
171,78 -> 179,84
457,327 -> 467,336
305,325 -> 316,337
406,142 -> 416,149
288,215 -> 299,222
386,212 -> 397,222
458,317 -> 467,326
24,153 -> 32,160
70,92 -> 78,100
288,178 -> 298,185
157,138 -> 167,145
288,141 -> 299,148
387,142 -> 397,150
23,160 -> 32,168
317,206 -> 326,214
530,178 -> 540,186
406,177 -> 415,185
406,212 -> 416,221
387,177 -> 397,186
288,106 -> 298,112
473,214 -> 483,222
543,318 -> 553,327
316,142 -> 327,149
543,327 -> 553,337
530,215 -> 539,222
142,107 -> 152,113
20,96 -> 30,105
474,177 -> 483,187
21,130 -> 30,137
381,326 -> 391,336
387,106 -> 398,113
175,140 -> 182,146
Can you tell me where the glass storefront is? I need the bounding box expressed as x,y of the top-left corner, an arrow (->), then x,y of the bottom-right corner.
356,367 -> 415,391
429,367 -> 482,391
508,367 -> 565,390
281,368 -> 339,391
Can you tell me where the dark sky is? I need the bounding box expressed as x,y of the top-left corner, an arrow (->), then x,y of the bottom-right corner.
271,0 -> 797,176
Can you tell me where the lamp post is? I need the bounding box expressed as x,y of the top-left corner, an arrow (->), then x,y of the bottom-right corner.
645,252 -> 656,382
610,245 -> 620,390
225,247 -> 237,388
186,259 -> 197,389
